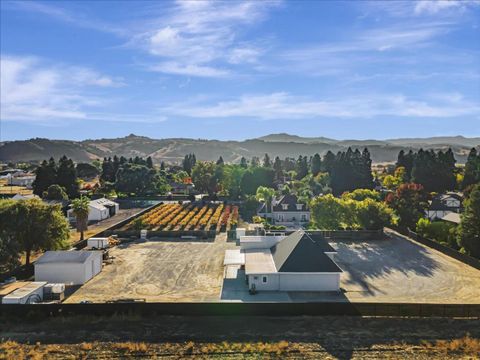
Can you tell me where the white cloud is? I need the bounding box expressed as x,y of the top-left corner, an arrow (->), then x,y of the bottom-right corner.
0,56 -> 123,121
149,62 -> 229,78
414,0 -> 477,15
3,0 -> 125,35
159,92 -> 480,120
133,0 -> 281,77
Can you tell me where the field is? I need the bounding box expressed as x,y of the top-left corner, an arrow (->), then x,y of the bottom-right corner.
1,315 -> 479,359
125,202 -> 239,232
0,185 -> 33,196
65,234 -> 236,303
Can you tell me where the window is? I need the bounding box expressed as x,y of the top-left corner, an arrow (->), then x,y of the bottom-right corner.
296,204 -> 303,210
282,204 -> 288,210
301,214 -> 306,221
262,276 -> 268,283
253,276 -> 258,280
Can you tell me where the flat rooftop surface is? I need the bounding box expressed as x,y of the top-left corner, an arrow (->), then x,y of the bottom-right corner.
244,249 -> 277,274
65,234 -> 236,303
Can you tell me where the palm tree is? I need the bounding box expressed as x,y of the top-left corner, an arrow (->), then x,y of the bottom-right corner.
256,186 -> 276,224
71,196 -> 90,241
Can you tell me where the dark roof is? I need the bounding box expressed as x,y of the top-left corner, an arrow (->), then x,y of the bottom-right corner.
429,193 -> 463,211
270,231 -> 342,273
272,194 -> 308,212
35,251 -> 99,264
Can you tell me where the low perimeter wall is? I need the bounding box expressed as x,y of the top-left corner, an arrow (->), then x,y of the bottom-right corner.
0,302 -> 479,318
405,228 -> 480,271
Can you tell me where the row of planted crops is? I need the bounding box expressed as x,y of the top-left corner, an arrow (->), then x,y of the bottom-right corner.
126,203 -> 239,233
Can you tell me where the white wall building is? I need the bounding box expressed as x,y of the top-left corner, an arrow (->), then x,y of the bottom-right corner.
6,172 -> 36,188
67,198 -> 119,222
225,230 -> 342,292
427,192 -> 463,220
35,251 -> 103,285
257,194 -> 310,227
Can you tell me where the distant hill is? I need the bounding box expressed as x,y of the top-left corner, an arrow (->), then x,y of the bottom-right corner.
1,133 -> 479,164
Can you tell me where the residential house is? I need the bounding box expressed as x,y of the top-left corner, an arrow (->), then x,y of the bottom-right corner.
257,194 -> 310,227
427,192 -> 463,220
225,230 -> 342,292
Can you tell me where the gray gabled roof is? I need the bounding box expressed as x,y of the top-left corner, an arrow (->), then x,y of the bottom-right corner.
35,251 -> 99,265
270,230 -> 342,273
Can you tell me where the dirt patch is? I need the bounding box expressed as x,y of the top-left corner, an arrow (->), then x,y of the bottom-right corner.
65,234 -> 235,303
1,315 -> 478,359
335,231 -> 480,304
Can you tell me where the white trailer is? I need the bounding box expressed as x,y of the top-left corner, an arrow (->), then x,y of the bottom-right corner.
87,237 -> 110,249
2,282 -> 47,304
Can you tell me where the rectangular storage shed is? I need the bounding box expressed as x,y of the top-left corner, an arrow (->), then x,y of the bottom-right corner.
35,251 -> 102,285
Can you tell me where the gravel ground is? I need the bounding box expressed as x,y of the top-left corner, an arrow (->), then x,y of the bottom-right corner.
336,229 -> 480,303
65,233 -> 236,303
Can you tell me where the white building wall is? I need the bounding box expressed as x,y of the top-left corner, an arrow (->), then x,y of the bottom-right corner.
278,273 -> 340,291
35,263 -> 86,285
240,236 -> 285,250
427,210 -> 451,220
84,254 -> 102,282
35,253 -> 102,285
248,273 -> 280,291
248,273 -> 340,291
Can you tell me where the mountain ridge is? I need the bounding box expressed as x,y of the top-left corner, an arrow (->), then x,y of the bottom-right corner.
1,133 -> 479,164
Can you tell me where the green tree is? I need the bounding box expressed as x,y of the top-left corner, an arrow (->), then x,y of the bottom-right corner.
43,184 -> 69,201
273,156 -> 283,180
191,161 -> 219,196
240,157 -> 248,168
33,157 -> 57,196
182,154 -> 196,175
56,156 -> 79,198
146,156 -> 154,169
115,163 -> 158,195
458,184 -> 480,258
310,194 -> 347,230
385,183 -> 428,229
2,199 -> 69,266
255,186 -> 276,219
220,165 -> 246,199
71,196 -> 90,242
0,200 -> 20,272
263,153 -> 272,168
311,153 -> 322,176
76,162 -> 100,179
240,167 -> 275,195
295,155 -> 308,180
342,189 -> 381,202
355,199 -> 394,230
463,148 -> 480,189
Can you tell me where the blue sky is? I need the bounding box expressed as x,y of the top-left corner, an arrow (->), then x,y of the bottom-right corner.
1,0 -> 479,141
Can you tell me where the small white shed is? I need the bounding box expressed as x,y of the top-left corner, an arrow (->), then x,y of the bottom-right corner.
87,237 -> 109,249
35,251 -> 103,285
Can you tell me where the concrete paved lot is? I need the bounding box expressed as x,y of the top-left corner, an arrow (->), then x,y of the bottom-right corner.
66,234 -> 236,303
222,230 -> 480,303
